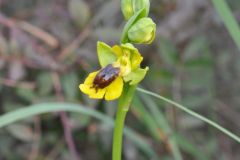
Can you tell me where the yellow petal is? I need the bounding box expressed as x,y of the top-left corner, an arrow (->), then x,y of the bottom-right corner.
112,45 -> 123,57
79,84 -> 91,94
105,77 -> 123,100
84,71 -> 98,85
89,88 -> 106,99
80,71 -> 105,99
131,49 -> 143,70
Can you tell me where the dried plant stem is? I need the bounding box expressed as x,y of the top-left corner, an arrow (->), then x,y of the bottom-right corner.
51,72 -> 81,160
60,112 -> 80,160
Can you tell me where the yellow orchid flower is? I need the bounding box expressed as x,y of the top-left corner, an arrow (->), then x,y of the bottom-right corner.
79,41 -> 148,101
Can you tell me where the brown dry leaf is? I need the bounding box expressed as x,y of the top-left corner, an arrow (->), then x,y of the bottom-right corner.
8,60 -> 25,81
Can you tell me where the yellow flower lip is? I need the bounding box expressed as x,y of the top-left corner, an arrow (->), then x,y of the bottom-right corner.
79,64 -> 123,101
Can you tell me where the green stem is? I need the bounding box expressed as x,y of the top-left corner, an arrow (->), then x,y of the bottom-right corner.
112,84 -> 137,160
112,104 -> 128,160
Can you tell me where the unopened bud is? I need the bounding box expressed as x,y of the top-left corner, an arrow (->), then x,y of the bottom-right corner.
127,17 -> 156,44
121,0 -> 150,20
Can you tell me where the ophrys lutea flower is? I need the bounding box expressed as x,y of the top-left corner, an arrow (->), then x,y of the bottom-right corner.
79,41 -> 148,100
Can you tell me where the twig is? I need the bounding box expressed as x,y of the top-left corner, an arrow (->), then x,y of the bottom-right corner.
18,21 -> 59,48
28,116 -> 41,160
0,13 -> 15,28
0,13 -> 59,48
51,72 -> 81,160
44,139 -> 65,160
0,78 -> 36,89
60,112 -> 80,159
57,26 -> 90,61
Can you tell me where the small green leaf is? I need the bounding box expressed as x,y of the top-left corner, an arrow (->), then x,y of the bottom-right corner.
37,72 -> 53,96
61,71 -> 78,100
124,67 -> 149,85
97,41 -> 117,67
16,88 -> 37,102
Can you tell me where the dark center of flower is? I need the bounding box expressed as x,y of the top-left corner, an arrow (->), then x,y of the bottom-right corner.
93,64 -> 120,90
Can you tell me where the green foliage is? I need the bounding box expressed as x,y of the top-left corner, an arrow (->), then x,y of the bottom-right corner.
0,103 -> 157,158
211,0 -> 240,51
137,88 -> 240,144
1,0 -> 240,159
37,72 -> 53,96
61,71 -> 78,100
121,0 -> 150,20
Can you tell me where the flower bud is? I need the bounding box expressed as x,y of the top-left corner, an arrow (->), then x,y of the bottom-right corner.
127,17 -> 156,44
121,0 -> 150,20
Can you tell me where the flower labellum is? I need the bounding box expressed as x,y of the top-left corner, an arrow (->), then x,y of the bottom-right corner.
93,64 -> 120,89
79,65 -> 123,101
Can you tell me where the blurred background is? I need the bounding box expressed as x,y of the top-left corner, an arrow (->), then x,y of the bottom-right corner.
0,0 -> 240,159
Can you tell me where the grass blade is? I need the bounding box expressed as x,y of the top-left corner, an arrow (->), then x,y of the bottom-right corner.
137,87 -> 240,144
211,0 -> 240,51
132,97 -> 163,141
136,94 -> 183,160
0,102 -> 158,159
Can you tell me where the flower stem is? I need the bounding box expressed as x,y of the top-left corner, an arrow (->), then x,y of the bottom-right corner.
112,84 -> 136,160
112,105 -> 127,160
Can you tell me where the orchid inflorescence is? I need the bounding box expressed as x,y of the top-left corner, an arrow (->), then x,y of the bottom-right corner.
79,0 -> 156,101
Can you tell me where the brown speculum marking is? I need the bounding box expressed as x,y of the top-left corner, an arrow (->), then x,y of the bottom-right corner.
93,64 -> 120,90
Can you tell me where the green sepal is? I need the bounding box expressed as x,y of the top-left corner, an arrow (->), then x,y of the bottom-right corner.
121,8 -> 147,43
123,67 -> 149,85
97,41 -> 117,67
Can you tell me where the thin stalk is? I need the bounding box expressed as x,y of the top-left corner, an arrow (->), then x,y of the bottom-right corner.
137,87 -> 240,144
112,84 -> 136,160
60,112 -> 80,160
112,104 -> 128,160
